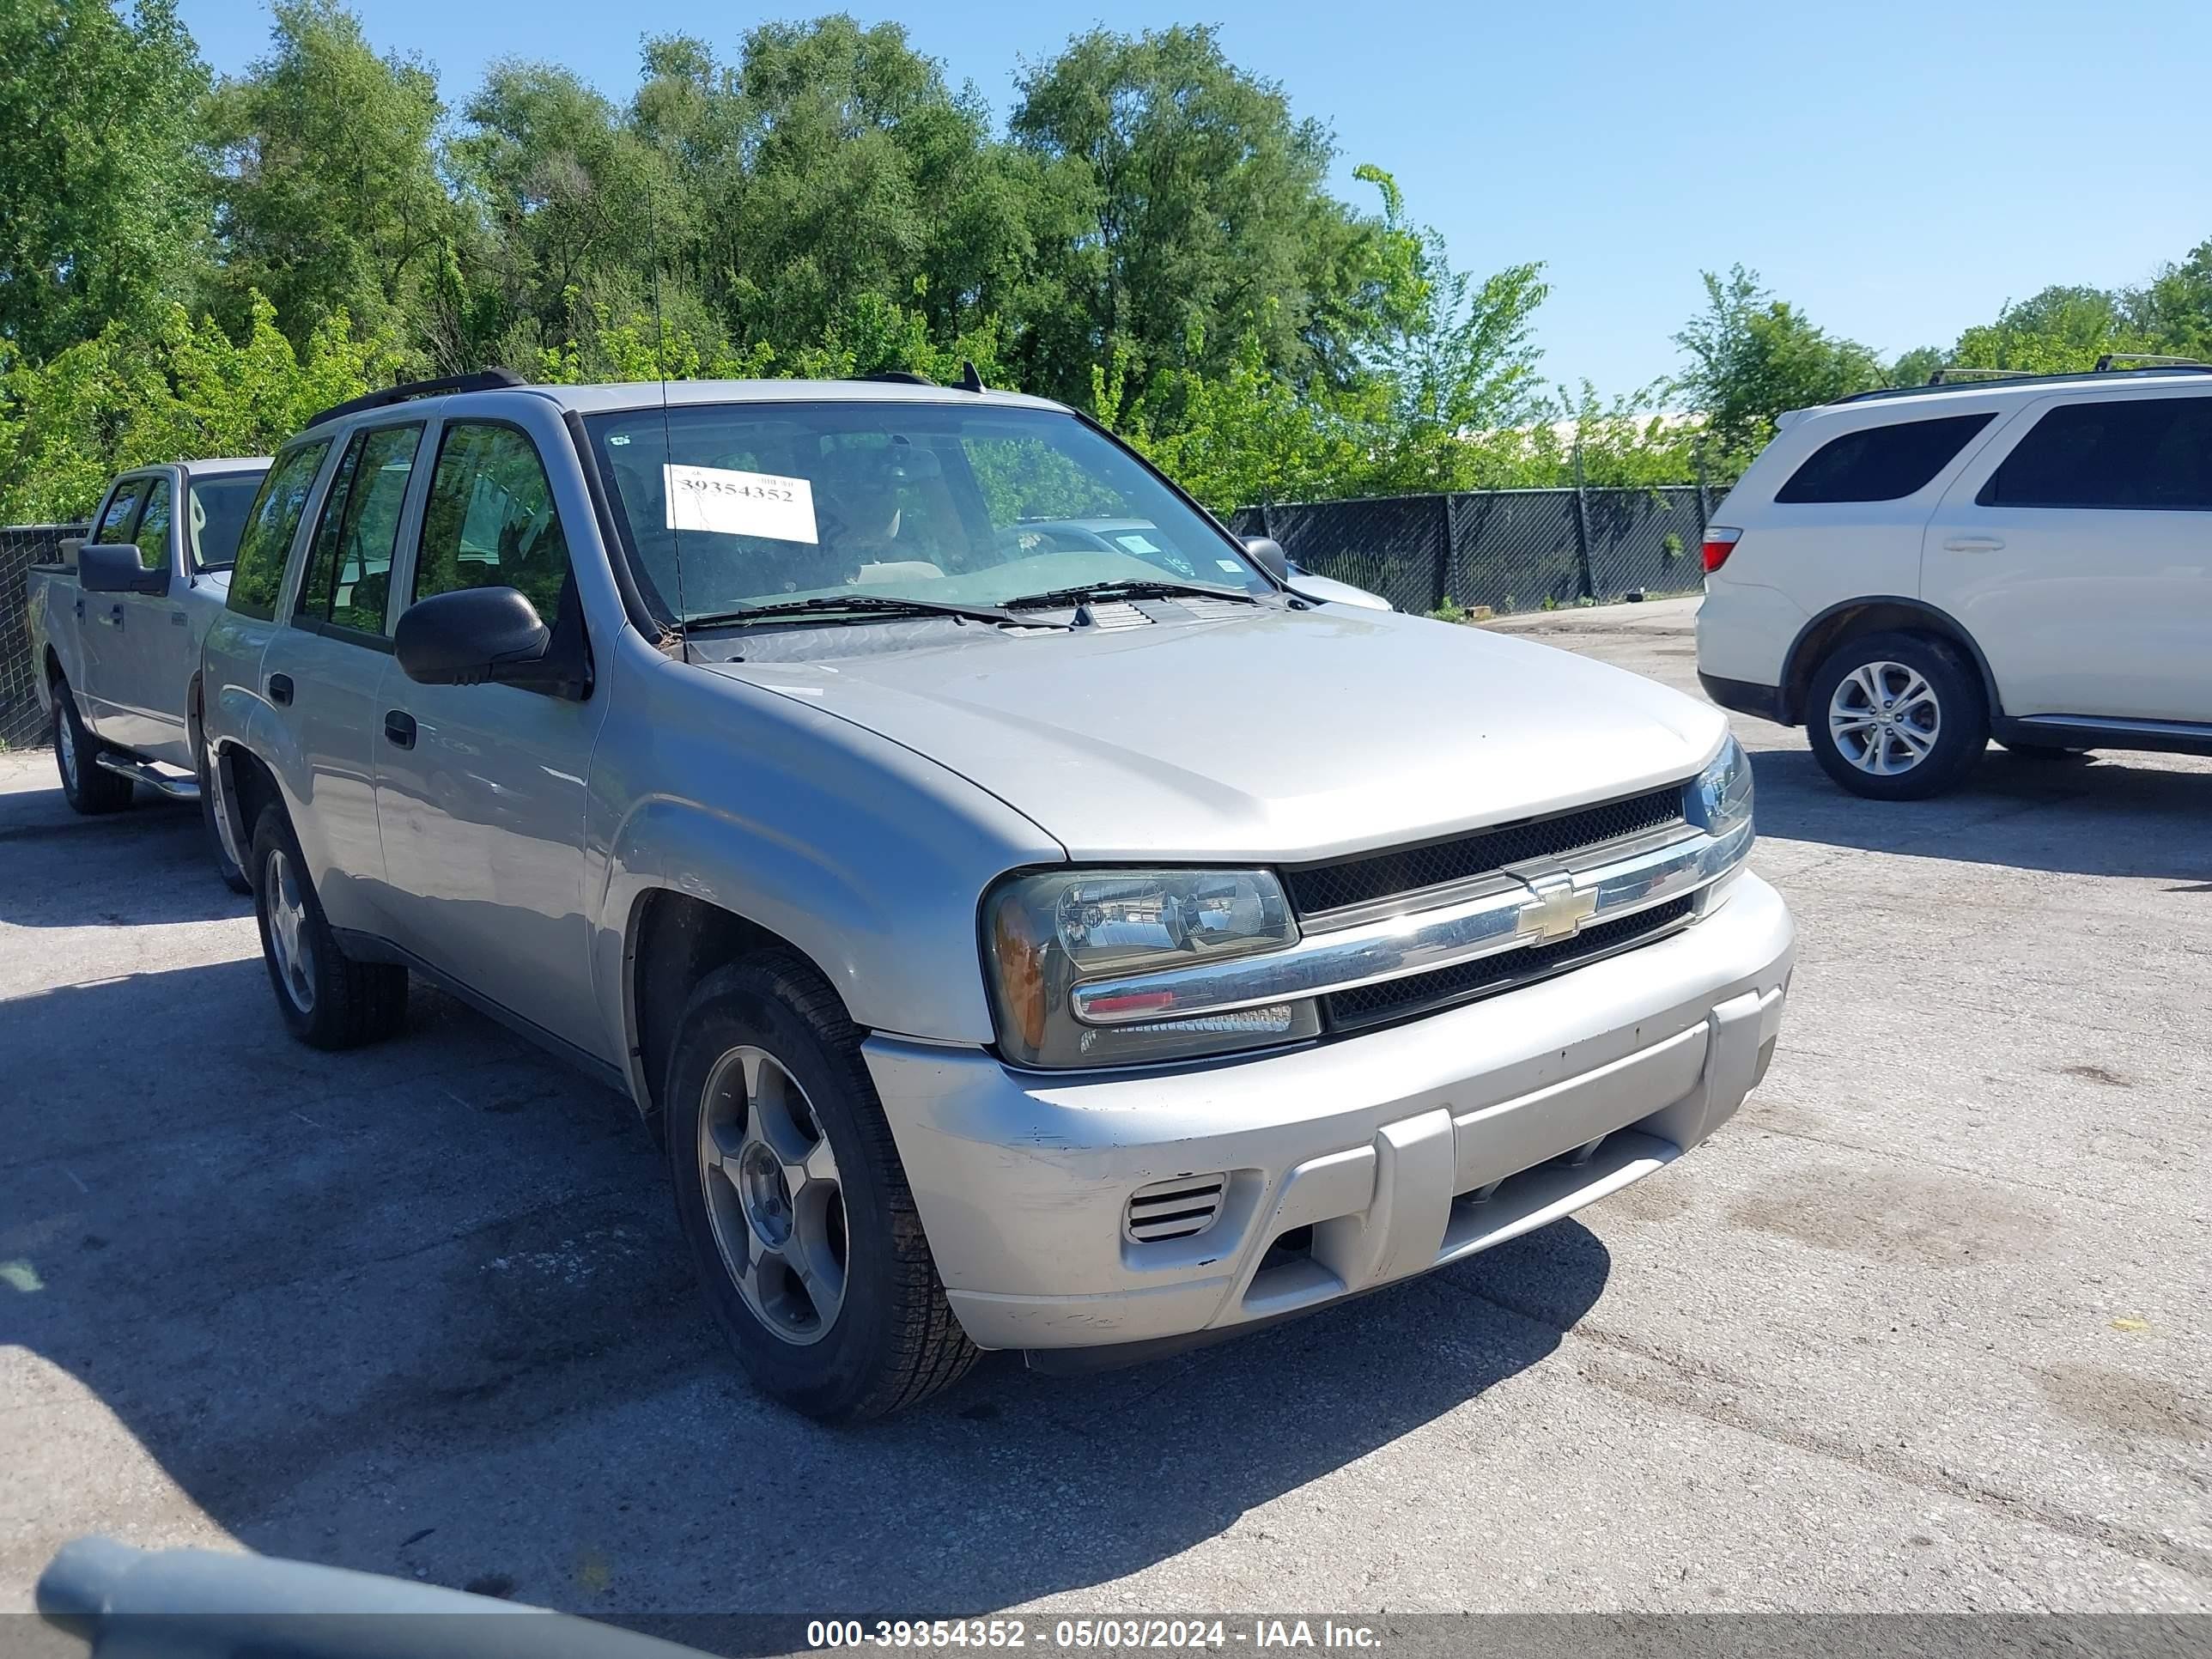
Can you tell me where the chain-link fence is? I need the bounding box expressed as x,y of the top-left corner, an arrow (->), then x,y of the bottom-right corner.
1231,481 -> 1714,616
2,524 -> 85,748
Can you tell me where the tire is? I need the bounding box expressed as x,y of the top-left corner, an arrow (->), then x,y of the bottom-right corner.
664,951 -> 977,1421
52,683 -> 135,815
1806,630 -> 1989,800
194,709 -> 253,894
248,804 -> 409,1049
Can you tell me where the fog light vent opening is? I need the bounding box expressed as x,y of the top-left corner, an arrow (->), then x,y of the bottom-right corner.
1125,1174 -> 1229,1243
1257,1223 -> 1314,1273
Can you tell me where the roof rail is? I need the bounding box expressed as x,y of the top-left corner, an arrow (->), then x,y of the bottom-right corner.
303,368 -> 526,432
2094,351 -> 2210,372
1926,366 -> 2036,385
856,370 -> 937,386
1832,362 -> 2212,407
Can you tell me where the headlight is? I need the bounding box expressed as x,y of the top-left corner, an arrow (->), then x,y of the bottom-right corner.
982,869 -> 1317,1068
1685,734 -> 1754,842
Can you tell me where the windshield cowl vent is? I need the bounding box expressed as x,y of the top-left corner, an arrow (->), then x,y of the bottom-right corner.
1078,600 -> 1154,631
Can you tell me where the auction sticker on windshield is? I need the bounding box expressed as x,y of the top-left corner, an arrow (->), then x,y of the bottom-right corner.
664,463 -> 817,544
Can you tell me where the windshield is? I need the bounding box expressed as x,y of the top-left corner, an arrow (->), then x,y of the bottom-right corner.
187,472 -> 266,571
582,401 -> 1267,621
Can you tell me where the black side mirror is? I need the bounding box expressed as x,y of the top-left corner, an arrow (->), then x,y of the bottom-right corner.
1243,536 -> 1291,581
78,544 -> 167,596
395,586 -> 553,688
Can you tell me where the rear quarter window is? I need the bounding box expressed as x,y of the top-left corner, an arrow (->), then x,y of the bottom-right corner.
1774,412 -> 1996,504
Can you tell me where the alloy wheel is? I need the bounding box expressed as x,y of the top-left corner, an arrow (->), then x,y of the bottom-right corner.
696,1046 -> 849,1346
264,848 -> 318,1013
1828,659 -> 1941,777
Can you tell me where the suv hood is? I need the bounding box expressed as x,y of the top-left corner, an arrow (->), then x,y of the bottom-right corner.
712,606 -> 1726,862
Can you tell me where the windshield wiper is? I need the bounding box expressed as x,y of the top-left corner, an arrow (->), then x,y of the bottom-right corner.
685,594 -> 1062,630
1000,580 -> 1262,611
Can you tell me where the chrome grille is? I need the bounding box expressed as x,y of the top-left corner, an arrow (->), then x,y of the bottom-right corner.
1124,1175 -> 1228,1243
1322,895 -> 1695,1031
1283,785 -> 1686,919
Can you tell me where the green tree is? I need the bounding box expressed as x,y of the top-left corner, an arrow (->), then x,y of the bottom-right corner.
1009,25 -> 1374,407
204,0 -> 453,352
1949,283 -> 2155,374
1887,345 -> 1944,387
0,0 -> 212,361
1673,265 -> 1883,458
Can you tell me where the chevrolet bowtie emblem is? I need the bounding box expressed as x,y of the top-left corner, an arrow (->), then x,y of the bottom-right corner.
1516,872 -> 1598,944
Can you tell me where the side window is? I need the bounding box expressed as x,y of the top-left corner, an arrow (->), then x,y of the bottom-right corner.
414,422 -> 572,623
227,440 -> 333,622
293,424 -> 422,639
130,479 -> 173,572
94,480 -> 146,545
1981,397 -> 2212,511
1775,413 -> 1996,504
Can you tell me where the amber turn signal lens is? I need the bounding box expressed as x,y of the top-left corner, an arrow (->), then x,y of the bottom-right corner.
993,902 -> 1048,1054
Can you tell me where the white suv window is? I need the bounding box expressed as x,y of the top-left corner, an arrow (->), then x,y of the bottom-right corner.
1774,411 -> 1994,503
1979,396 -> 2212,511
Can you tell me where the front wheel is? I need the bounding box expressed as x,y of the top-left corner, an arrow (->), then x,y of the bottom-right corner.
665,951 -> 977,1421
1806,631 -> 1988,800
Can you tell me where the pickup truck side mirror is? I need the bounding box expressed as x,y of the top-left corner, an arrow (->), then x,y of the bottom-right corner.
395,586 -> 555,689
1242,536 -> 1291,582
78,544 -> 167,596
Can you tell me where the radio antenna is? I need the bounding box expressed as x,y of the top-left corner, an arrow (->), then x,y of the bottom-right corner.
644,184 -> 690,660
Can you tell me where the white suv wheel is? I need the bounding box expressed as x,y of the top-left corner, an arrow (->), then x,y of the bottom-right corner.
1827,659 -> 1941,776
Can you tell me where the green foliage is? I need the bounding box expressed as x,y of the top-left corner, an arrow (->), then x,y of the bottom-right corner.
0,295 -> 394,521
0,0 -> 212,362
9,1 -> 2209,540
1673,265 -> 1884,460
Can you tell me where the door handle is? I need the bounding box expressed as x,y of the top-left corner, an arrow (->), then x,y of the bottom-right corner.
383,709 -> 416,749
110,604 -> 125,627
73,598 -> 84,621
170,611 -> 188,627
267,672 -> 294,707
1942,536 -> 2005,552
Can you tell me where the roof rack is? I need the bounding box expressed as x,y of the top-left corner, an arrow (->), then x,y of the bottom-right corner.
1926,367 -> 2036,385
2094,351 -> 2210,372
857,370 -> 936,386
303,368 -> 527,431
1832,362 -> 2212,407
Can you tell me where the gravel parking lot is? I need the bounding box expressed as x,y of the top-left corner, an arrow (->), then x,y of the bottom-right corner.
3,595 -> 2208,1622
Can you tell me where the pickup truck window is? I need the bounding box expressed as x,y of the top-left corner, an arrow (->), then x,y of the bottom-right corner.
186,475 -> 264,572
295,424 -> 422,639
228,441 -> 333,621
584,402 -> 1263,623
93,480 -> 145,546
414,422 -> 572,624
130,479 -> 173,571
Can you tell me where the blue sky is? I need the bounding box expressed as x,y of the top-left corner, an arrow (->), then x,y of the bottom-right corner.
177,0 -> 2212,400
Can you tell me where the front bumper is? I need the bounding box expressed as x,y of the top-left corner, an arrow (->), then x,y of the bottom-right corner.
865,872 -> 1796,1355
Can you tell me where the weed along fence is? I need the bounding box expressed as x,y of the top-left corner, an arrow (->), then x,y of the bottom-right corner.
1,524 -> 84,748
1229,481 -> 1717,617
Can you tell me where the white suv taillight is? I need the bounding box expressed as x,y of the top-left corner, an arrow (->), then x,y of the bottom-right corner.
1702,527 -> 1742,574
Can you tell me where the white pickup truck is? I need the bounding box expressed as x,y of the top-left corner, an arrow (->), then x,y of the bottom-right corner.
27,458 -> 268,884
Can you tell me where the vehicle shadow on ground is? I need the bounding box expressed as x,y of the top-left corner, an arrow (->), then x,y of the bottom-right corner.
0,781 -> 246,928
1747,744 -> 2212,884
5,963 -> 1611,1626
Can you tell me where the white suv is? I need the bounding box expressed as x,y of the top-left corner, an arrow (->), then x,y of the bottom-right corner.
1695,364 -> 2212,798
